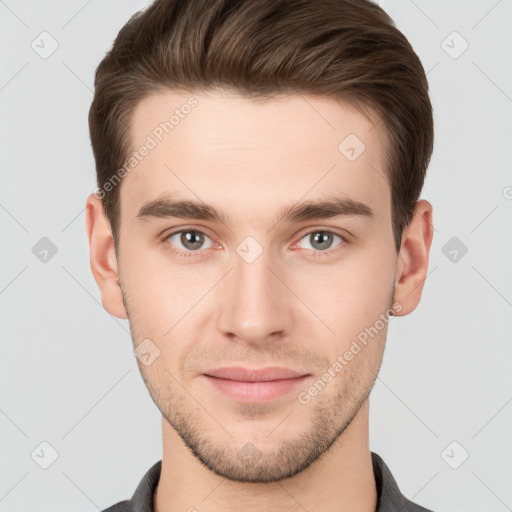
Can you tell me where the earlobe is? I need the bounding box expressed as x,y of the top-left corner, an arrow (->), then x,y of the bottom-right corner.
85,193 -> 128,319
392,199 -> 434,316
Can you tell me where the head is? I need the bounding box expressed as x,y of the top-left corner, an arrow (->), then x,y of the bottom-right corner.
86,0 -> 434,483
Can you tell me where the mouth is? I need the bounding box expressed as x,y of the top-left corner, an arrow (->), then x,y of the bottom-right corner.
202,366 -> 311,403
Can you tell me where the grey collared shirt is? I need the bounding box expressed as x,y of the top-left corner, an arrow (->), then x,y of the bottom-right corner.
102,451 -> 434,511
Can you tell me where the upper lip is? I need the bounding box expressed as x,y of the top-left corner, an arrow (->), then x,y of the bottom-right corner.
204,366 -> 308,382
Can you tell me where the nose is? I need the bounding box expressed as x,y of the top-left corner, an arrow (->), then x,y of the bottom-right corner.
215,246 -> 294,347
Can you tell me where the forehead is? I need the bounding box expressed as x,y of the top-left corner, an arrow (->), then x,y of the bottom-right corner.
120,89 -> 390,226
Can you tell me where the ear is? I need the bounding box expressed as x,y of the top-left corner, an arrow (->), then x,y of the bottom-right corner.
392,199 -> 434,316
85,193 -> 128,319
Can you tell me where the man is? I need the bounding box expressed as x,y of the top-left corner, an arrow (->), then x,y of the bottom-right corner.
85,0 -> 435,510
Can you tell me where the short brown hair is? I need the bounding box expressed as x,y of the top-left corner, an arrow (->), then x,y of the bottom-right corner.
89,0 -> 434,253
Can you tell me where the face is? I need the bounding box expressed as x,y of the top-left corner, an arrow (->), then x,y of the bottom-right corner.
88,89 -> 426,483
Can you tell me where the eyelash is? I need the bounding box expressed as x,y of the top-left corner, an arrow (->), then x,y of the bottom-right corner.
162,228 -> 347,259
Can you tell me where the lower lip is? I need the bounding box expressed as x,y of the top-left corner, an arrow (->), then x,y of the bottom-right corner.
202,375 -> 310,403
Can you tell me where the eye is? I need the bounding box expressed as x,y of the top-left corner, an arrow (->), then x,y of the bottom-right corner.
296,230 -> 344,253
165,229 -> 215,255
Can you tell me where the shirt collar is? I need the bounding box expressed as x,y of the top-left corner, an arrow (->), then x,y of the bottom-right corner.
124,451 -> 432,512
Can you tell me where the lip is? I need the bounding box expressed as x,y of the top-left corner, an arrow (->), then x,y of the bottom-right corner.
204,366 -> 307,381
202,366 -> 310,403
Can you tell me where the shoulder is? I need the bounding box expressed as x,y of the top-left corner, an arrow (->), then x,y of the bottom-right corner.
403,500 -> 435,512
371,452 -> 436,512
101,500 -> 131,512
100,460 -> 162,512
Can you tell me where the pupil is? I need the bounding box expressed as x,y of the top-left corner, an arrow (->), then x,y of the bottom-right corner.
182,230 -> 203,250
312,231 -> 332,250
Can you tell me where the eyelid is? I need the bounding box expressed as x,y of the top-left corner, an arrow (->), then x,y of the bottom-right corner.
294,226 -> 351,244
161,226 -> 350,256
161,226 -> 220,254
161,225 -> 217,242
161,225 -> 349,241
291,228 -> 347,251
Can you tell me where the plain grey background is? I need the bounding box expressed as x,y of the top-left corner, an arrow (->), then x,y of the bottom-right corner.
1,0 -> 511,511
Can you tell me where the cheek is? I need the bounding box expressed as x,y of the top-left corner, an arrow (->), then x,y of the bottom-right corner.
118,254 -> 171,338
121,241 -> 196,307
119,245 -> 215,361
121,230 -> 395,344
294,248 -> 395,341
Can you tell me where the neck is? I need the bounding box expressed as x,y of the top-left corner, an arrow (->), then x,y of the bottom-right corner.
154,400 -> 377,512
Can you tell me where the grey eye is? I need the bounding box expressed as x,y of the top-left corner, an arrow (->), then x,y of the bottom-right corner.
299,231 -> 343,251
167,230 -> 213,251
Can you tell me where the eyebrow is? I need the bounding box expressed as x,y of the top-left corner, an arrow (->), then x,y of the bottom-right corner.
135,194 -> 374,225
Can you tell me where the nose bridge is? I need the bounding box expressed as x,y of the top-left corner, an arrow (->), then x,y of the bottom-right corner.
215,243 -> 291,344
